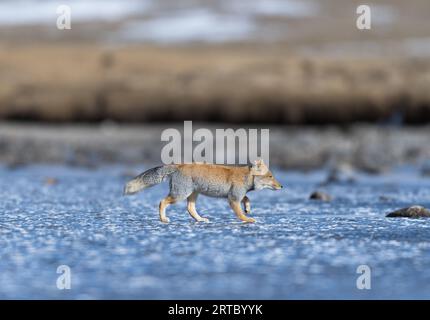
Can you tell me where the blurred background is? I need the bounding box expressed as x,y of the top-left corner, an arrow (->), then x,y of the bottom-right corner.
1,0 -> 430,123
0,0 -> 430,170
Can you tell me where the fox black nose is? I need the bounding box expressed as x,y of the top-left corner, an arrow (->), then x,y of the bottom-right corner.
280,185 -> 283,188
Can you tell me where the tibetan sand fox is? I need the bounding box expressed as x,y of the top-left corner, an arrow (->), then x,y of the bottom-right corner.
124,159 -> 283,223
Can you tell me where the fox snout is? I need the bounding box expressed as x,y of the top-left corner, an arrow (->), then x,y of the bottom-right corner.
273,181 -> 283,190
254,171 -> 284,191
271,178 -> 283,190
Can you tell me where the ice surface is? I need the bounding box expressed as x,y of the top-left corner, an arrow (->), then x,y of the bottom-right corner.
0,165 -> 430,299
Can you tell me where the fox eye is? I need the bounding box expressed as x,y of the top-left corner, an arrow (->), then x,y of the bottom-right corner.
269,175 -> 273,178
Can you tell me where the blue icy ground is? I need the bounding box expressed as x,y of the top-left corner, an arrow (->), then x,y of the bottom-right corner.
1,165 -> 430,299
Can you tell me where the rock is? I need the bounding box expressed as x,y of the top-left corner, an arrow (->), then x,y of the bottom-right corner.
310,191 -> 332,202
379,195 -> 393,202
360,164 -> 387,175
44,177 -> 58,186
6,159 -> 28,170
421,161 -> 430,177
386,206 -> 430,218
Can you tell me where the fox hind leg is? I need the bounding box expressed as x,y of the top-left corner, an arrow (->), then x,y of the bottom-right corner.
187,192 -> 209,223
159,196 -> 177,223
242,196 -> 251,214
229,200 -> 256,223
159,186 -> 193,223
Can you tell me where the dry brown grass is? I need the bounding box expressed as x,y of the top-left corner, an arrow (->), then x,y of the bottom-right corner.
0,43 -> 430,123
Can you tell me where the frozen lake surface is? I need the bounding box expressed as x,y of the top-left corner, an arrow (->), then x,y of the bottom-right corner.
1,165 -> 430,299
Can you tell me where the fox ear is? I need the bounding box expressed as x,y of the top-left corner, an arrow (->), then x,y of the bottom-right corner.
254,159 -> 265,166
251,158 -> 268,175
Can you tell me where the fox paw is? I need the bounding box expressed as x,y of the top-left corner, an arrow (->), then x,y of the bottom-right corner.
198,217 -> 210,223
245,218 -> 256,223
160,217 -> 170,223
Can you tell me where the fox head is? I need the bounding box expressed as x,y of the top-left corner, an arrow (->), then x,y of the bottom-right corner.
254,170 -> 283,190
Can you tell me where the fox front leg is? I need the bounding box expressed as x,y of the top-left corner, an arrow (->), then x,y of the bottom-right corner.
242,196 -> 251,214
229,200 -> 256,223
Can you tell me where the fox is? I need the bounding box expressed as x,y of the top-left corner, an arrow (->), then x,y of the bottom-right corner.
123,159 -> 283,223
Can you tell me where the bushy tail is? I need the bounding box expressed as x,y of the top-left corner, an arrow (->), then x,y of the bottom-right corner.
123,165 -> 177,195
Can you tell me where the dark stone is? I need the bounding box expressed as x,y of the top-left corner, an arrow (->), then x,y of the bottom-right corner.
386,206 -> 430,218
421,162 -> 430,177
379,195 -> 392,202
310,191 -> 332,202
